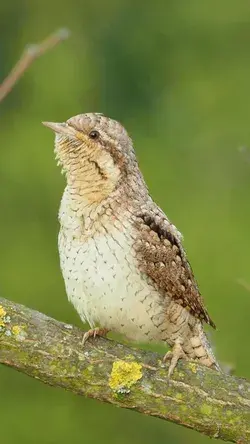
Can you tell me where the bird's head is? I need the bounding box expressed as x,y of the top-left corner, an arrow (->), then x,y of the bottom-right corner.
43,113 -> 138,203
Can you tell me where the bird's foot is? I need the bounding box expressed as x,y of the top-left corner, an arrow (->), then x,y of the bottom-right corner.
163,342 -> 186,377
82,327 -> 109,345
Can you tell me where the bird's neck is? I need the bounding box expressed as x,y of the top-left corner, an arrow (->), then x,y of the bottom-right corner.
59,171 -> 148,235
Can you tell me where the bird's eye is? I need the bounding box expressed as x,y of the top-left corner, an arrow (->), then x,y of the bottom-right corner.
89,130 -> 100,140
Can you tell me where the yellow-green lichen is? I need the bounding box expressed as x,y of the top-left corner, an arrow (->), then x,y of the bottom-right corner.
188,362 -> 197,374
109,360 -> 142,394
0,305 -> 10,330
176,371 -> 185,378
125,354 -> 136,361
0,305 -> 6,318
228,416 -> 241,425
200,403 -> 213,415
11,325 -> 27,341
12,325 -> 21,335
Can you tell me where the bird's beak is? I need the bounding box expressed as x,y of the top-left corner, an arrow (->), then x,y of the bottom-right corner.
42,121 -> 76,137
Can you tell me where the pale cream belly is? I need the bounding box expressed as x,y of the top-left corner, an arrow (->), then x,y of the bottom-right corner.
59,228 -> 170,342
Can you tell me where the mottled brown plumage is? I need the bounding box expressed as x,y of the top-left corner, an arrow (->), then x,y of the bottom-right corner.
43,112 -> 220,376
134,209 -> 216,328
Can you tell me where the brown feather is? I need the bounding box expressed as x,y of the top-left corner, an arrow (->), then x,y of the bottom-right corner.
133,208 -> 216,329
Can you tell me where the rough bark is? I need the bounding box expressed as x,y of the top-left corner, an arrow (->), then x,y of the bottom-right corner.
0,297 -> 249,443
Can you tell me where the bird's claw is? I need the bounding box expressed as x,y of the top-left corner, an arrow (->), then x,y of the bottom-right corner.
163,342 -> 186,377
82,327 -> 109,345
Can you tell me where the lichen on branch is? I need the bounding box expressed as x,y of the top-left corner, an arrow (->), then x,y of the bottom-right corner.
0,296 -> 249,443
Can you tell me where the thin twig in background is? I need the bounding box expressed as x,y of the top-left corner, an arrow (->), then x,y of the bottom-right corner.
237,277 -> 250,292
0,28 -> 70,103
238,146 -> 250,164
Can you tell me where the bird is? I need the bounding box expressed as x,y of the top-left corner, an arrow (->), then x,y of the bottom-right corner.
43,113 -> 220,376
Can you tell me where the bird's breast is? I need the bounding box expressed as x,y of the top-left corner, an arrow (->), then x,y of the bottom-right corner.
58,220 -> 169,343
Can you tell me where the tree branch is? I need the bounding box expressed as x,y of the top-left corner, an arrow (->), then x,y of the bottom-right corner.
0,28 -> 70,103
0,297 -> 249,443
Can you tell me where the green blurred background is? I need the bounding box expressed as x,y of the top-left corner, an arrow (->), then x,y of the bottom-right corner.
1,1 -> 250,443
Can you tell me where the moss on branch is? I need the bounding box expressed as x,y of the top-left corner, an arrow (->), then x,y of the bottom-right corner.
0,297 -> 249,443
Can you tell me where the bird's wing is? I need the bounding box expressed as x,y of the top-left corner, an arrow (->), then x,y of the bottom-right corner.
133,207 -> 215,328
